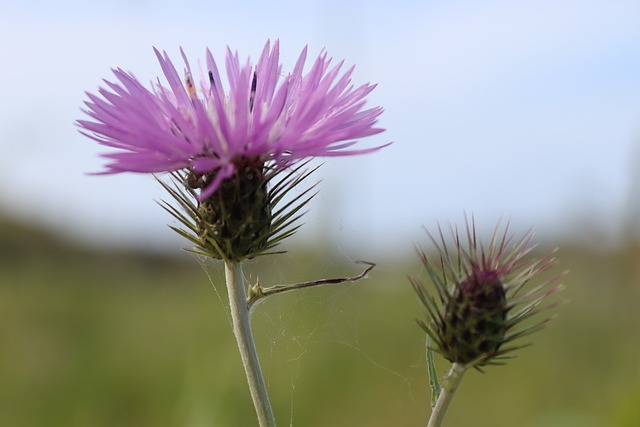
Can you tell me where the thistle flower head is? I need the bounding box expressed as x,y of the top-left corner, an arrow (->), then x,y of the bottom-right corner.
411,217 -> 564,370
78,40 -> 386,199
78,40 -> 388,260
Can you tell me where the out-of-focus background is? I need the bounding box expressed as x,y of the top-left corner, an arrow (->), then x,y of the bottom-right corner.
1,0 -> 639,426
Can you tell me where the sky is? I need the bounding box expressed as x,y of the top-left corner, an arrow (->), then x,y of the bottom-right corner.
1,0 -> 640,257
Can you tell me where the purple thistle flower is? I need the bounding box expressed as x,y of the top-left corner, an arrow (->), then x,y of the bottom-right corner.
78,40 -> 387,200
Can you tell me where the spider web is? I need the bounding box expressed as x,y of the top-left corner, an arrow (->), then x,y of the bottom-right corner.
197,241 -> 428,426
183,158 -> 431,425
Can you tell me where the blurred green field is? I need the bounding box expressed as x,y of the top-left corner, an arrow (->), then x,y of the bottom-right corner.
1,217 -> 639,427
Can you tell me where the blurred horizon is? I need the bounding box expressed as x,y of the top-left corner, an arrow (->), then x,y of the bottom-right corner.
0,196 -> 637,260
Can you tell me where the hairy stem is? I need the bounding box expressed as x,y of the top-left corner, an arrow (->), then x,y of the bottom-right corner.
427,363 -> 466,427
224,260 -> 276,427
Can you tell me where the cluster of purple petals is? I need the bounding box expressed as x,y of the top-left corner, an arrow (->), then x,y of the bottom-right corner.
78,40 -> 386,198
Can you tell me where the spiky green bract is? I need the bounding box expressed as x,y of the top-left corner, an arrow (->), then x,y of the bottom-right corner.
158,158 -> 318,261
411,218 -> 564,370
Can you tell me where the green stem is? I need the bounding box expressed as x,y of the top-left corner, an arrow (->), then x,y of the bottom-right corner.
224,260 -> 276,427
427,363 -> 466,427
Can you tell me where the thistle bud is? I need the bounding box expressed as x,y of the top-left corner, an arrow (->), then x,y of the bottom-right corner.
440,273 -> 507,364
412,218 -> 564,369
